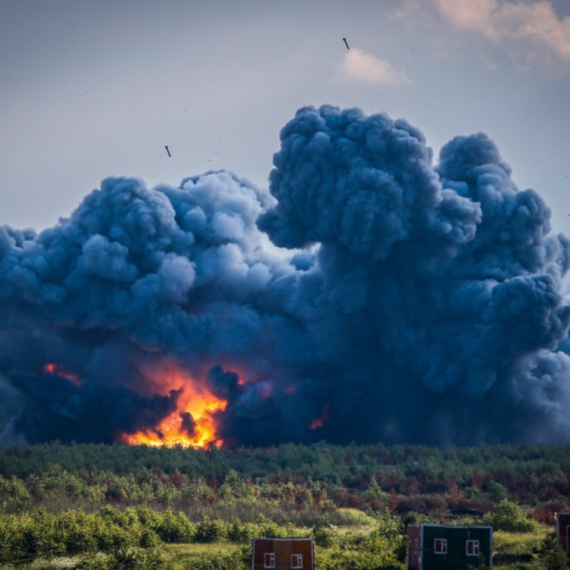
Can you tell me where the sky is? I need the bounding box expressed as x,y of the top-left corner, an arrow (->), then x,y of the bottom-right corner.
1,0 -> 569,234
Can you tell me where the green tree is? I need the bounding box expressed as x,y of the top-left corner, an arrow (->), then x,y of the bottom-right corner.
482,499 -> 538,532
312,517 -> 337,548
193,516 -> 227,543
536,532 -> 569,570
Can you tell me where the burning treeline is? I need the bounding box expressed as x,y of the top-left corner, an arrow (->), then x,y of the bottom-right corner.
1,104 -> 570,448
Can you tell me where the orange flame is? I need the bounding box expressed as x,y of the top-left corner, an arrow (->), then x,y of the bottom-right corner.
43,362 -> 82,387
121,368 -> 227,449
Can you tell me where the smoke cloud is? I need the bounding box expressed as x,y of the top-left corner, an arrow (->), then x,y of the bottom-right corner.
2,105 -> 570,447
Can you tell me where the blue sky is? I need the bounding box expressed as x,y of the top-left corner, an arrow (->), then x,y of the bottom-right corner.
1,0 -> 569,233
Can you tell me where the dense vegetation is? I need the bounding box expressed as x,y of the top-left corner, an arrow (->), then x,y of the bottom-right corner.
0,442 -> 569,568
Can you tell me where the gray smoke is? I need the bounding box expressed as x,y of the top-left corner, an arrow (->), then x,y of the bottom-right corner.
1,105 -> 570,447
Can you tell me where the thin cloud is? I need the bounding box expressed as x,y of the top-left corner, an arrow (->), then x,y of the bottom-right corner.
438,0 -> 570,61
341,49 -> 412,87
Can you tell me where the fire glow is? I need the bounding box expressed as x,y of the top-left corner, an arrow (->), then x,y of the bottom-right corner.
43,362 -> 82,387
310,404 -> 330,430
121,368 -> 227,449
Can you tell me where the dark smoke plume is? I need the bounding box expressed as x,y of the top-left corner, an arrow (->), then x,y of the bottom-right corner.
2,105 -> 570,447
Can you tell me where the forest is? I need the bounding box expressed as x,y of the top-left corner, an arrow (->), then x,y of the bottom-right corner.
0,442 -> 570,568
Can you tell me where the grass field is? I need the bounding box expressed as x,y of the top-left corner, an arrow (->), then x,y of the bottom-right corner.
166,542 -> 243,567
1,529 -> 556,569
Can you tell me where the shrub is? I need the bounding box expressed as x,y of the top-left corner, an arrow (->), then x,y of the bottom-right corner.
254,516 -> 283,539
488,482 -> 508,503
193,516 -> 227,543
227,519 -> 255,544
482,500 -> 538,532
535,532 -> 569,570
155,509 -> 193,543
312,518 -> 337,548
317,547 -> 404,570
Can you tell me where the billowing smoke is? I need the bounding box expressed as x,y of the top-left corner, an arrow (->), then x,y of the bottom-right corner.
2,104 -> 570,447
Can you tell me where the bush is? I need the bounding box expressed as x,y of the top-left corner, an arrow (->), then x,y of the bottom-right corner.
155,509 -> 193,543
250,515 -> 285,539
312,518 -> 337,548
76,547 -> 166,569
110,546 -> 166,569
227,520 -> 255,544
482,499 -> 538,532
94,522 -> 138,556
535,532 -> 569,570
317,547 -> 404,570
193,516 -> 227,543
488,482 -> 508,503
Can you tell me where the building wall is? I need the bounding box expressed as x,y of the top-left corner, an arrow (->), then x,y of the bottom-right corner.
411,525 -> 493,570
556,513 -> 570,553
407,525 -> 421,570
252,537 -> 314,570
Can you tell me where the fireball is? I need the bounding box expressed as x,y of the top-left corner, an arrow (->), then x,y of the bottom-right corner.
121,367 -> 227,448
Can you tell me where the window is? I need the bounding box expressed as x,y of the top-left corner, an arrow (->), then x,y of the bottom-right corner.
434,539 -> 447,554
466,540 -> 480,556
264,552 -> 275,568
291,554 -> 303,568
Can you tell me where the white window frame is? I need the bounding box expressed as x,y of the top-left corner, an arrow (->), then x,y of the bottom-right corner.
434,538 -> 447,554
466,539 -> 480,556
264,552 -> 276,568
291,553 -> 303,568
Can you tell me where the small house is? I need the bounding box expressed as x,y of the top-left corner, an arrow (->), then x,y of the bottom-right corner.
408,524 -> 493,569
252,537 -> 315,570
556,512 -> 570,552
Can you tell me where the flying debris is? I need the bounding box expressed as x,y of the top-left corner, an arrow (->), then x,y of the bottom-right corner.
165,145 -> 171,158
343,38 -> 350,50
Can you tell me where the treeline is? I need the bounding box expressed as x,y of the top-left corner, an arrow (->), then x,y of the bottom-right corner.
0,442 -> 569,516
3,442 -> 570,482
